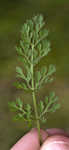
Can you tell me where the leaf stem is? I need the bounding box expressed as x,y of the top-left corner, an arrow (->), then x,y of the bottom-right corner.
31,45 -> 42,144
32,90 -> 42,144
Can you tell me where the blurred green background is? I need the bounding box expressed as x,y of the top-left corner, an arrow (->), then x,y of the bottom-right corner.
0,0 -> 69,149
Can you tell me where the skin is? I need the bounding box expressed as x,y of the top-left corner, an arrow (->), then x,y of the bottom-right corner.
11,128 -> 69,150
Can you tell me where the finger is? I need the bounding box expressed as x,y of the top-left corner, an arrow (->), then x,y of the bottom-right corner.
40,135 -> 69,150
46,128 -> 69,137
11,128 -> 48,150
11,128 -> 40,150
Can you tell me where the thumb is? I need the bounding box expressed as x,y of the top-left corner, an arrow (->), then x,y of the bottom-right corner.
11,128 -> 48,150
11,128 -> 40,150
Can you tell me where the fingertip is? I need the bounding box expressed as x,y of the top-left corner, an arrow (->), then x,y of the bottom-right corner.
46,128 -> 69,137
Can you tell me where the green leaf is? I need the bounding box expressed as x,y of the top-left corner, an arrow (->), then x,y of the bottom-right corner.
49,103 -> 60,112
48,78 -> 54,83
22,83 -> 28,90
37,43 -> 42,50
28,50 -> 32,58
53,96 -> 58,102
14,81 -> 23,89
46,93 -> 59,110
45,77 -> 49,83
33,31 -> 39,43
39,100 -> 44,113
26,113 -> 31,120
33,15 -> 44,28
33,49 -> 38,59
41,66 -> 47,76
49,91 -> 55,100
39,29 -> 49,39
18,57 -> 27,66
25,104 -> 31,112
20,40 -> 29,53
16,66 -> 26,80
35,24 -> 40,33
8,101 -> 18,112
9,14 -> 59,126
42,40 -> 50,50
49,92 -> 57,104
16,97 -> 23,108
48,64 -> 56,76
20,40 -> 24,48
26,71 -> 31,82
35,71 -> 41,83
16,46 -> 23,55
14,81 -> 28,90
41,117 -> 47,123
45,96 -> 48,104
28,121 -> 32,128
25,104 -> 32,119
25,65 -> 30,72
13,113 -> 24,121
27,19 -> 33,32
16,66 -> 23,74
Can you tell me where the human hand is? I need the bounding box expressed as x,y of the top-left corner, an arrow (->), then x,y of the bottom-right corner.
41,128 -> 69,150
11,128 -> 47,150
11,128 -> 69,150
